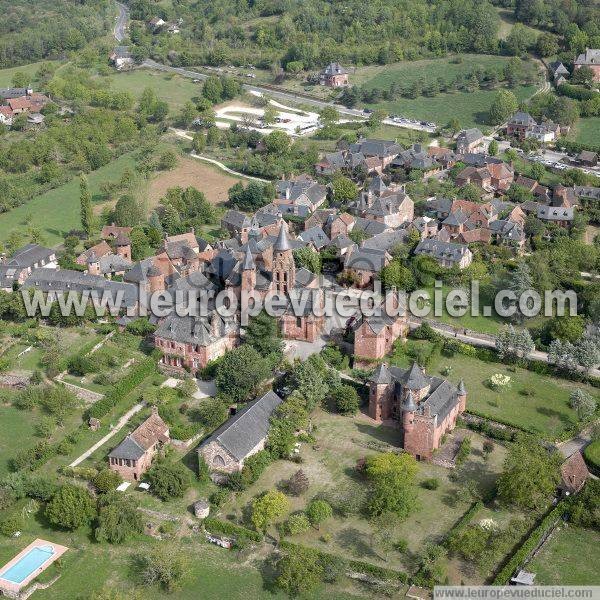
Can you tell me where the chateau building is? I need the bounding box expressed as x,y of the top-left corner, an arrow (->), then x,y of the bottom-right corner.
369,363 -> 466,460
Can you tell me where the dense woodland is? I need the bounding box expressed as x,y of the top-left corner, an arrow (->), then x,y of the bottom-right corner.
0,0 -> 113,68
125,0 -> 600,69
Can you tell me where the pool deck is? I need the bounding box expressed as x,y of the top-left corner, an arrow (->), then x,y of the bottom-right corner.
0,538 -> 68,596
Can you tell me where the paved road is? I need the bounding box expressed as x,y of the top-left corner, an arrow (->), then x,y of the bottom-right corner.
69,402 -> 144,467
114,1 -> 129,42
142,59 -> 435,133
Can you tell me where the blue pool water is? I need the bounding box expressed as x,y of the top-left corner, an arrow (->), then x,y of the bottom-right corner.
0,545 -> 54,584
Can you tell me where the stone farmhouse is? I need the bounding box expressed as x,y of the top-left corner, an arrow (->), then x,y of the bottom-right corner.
108,407 -> 170,481
574,48 -> 600,82
0,88 -> 49,125
507,112 -> 562,143
456,128 -> 484,154
319,62 -> 349,87
369,363 -> 467,460
352,311 -> 409,361
274,175 -> 327,217
455,161 -> 514,194
414,238 -> 473,269
198,391 -> 283,474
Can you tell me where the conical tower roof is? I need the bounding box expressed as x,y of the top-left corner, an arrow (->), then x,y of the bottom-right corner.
458,379 -> 466,395
402,389 -> 416,412
242,245 -> 256,270
274,224 -> 292,252
404,362 -> 428,390
370,363 -> 392,384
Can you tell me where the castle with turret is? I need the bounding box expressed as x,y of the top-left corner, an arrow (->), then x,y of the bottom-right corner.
369,362 -> 466,460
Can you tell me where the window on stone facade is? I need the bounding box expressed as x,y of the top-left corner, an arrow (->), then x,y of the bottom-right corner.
296,316 -> 302,328
213,455 -> 225,467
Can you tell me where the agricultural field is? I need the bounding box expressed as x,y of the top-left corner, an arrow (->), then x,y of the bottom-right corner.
389,340 -> 592,439
217,408 -> 506,583
147,155 -> 244,208
527,526 -> 600,585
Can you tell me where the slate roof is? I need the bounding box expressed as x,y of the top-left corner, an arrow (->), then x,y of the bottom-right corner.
388,365 -> 461,422
362,229 -> 408,252
353,217 -> 389,237
370,363 -> 392,384
509,112 -> 537,127
537,205 -> 574,221
199,391 -> 283,461
322,62 -> 348,76
4,244 -> 54,268
0,87 -> 30,100
155,313 -> 238,347
574,49 -> 600,66
414,239 -> 470,263
298,226 -> 330,250
344,247 -> 388,272
456,128 -> 483,145
222,209 -> 251,229
274,224 -> 292,251
350,138 -> 403,159
23,269 -> 138,308
574,186 -> 600,200
109,436 -> 145,460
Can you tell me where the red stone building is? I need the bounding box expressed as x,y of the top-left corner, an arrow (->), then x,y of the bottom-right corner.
353,313 -> 408,360
368,363 -> 466,460
320,63 -> 349,87
108,407 -> 170,481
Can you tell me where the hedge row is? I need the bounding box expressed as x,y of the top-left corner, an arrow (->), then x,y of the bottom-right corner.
464,409 -> 538,435
557,83 -> 599,101
443,501 -> 483,546
279,540 -> 409,583
203,518 -> 263,542
492,502 -> 566,585
556,138 -> 600,155
86,353 -> 159,420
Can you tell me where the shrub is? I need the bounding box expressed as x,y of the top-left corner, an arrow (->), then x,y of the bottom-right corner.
93,469 -> 122,494
209,487 -> 230,508
306,499 -> 333,528
456,437 -> 472,464
67,355 -> 96,376
203,518 -> 262,542
421,478 -> 439,490
45,484 -> 96,530
145,459 -> 191,500
285,469 -> 310,496
0,515 -> 23,537
285,513 -> 311,535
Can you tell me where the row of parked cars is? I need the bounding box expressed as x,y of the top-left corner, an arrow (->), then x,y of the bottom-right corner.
389,114 -> 436,128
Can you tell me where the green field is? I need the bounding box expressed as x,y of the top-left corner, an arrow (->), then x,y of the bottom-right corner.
351,55 -> 539,129
0,152 -> 138,247
390,342 -> 593,439
0,61 -> 62,88
569,117 -> 600,147
0,403 -> 37,476
106,69 -> 202,110
527,526 -> 600,585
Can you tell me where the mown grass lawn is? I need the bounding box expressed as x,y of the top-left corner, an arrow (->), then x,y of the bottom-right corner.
105,70 -> 202,110
568,117 -> 600,147
0,402 -> 37,477
527,525 -> 600,585
0,152 -> 139,247
0,61 -> 62,88
389,341 -> 593,439
350,55 -> 540,128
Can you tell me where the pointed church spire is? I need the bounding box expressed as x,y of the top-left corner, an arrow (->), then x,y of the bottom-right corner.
242,245 -> 255,270
274,223 -> 291,252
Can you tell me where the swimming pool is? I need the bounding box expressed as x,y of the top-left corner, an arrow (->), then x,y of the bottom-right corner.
0,545 -> 55,584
